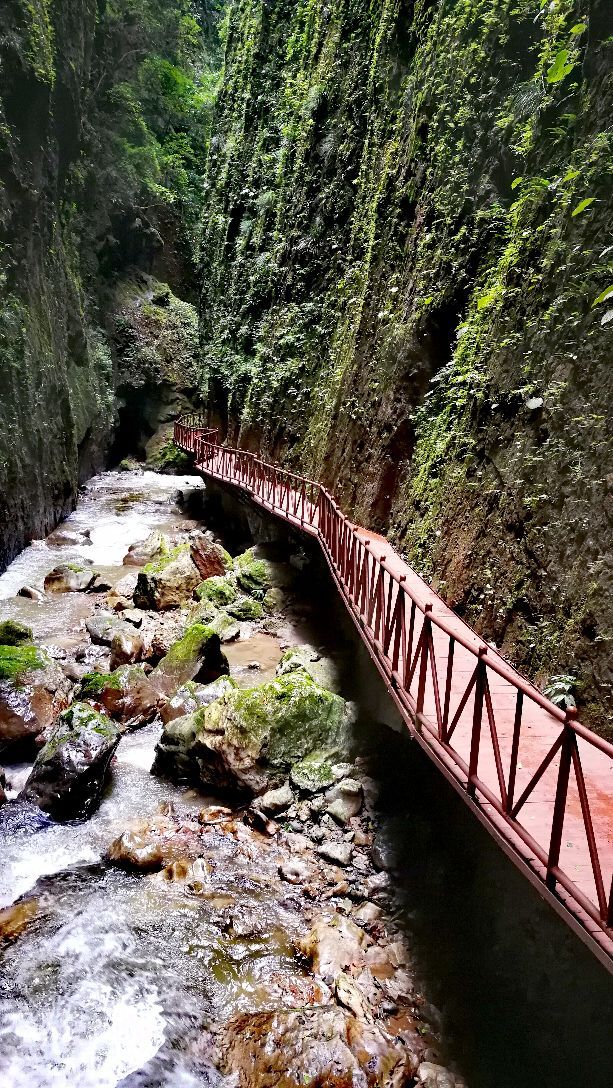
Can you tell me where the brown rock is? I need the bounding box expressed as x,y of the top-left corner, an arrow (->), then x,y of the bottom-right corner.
190,534 -> 232,580
122,532 -> 170,567
0,899 -> 39,942
106,829 -> 164,871
217,1006 -> 413,1087
110,629 -> 144,669
0,661 -> 70,754
299,915 -> 370,983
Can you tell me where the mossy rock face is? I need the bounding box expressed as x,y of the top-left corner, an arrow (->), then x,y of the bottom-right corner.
153,668 -> 354,795
0,643 -> 46,682
195,576 -> 238,608
150,623 -> 229,695
227,596 -> 263,621
234,549 -> 273,600
0,620 -> 33,647
146,440 -> 192,475
21,702 -> 120,820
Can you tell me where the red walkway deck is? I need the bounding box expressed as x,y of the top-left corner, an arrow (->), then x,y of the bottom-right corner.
175,417 -> 613,970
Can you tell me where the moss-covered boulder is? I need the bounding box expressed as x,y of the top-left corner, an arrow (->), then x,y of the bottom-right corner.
149,623 -> 229,696
79,666 -> 161,729
44,563 -> 98,593
0,620 -> 33,647
277,646 -> 342,695
134,543 -> 201,610
227,596 -> 263,621
0,645 -> 70,755
123,531 -> 170,567
153,669 -> 353,795
21,703 -> 120,820
195,575 -> 238,608
289,750 -> 337,793
234,548 -> 273,600
160,677 -> 237,725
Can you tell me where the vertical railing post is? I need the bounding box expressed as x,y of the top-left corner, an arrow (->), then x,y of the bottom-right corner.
416,604 -> 432,720
467,647 -> 487,797
546,711 -> 575,892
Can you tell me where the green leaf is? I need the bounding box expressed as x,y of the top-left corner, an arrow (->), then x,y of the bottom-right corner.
477,284 -> 503,311
571,197 -> 595,217
562,168 -> 580,182
511,177 -> 523,190
546,49 -> 575,83
592,286 -> 613,307
570,23 -> 587,35
601,309 -> 613,327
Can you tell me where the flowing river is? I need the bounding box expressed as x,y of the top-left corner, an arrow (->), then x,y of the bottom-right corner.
0,469 -> 456,1088
1,469 -> 608,1088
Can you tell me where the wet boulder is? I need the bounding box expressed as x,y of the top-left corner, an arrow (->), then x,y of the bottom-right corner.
153,668 -> 353,795
86,612 -> 134,647
152,678 -> 237,778
79,666 -> 162,728
277,644 -> 342,694
216,1006 -> 412,1088
149,623 -> 229,696
160,677 -> 236,724
190,533 -> 233,581
299,915 -> 369,982
289,749 -> 337,793
17,585 -> 45,601
21,702 -> 120,820
44,562 -> 98,593
0,645 -> 70,755
0,899 -> 39,942
106,829 -> 164,871
110,627 -> 144,669
195,575 -> 238,608
122,531 -> 170,567
234,548 -> 273,599
47,528 -> 92,547
133,544 -> 201,610
227,596 -> 263,621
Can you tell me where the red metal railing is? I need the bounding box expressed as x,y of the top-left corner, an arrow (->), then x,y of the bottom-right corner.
174,416 -> 613,969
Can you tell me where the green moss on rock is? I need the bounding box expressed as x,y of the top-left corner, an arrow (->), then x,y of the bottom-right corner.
234,549 -> 273,600
79,672 -> 122,699
0,644 -> 46,682
196,575 -> 238,607
0,620 -> 34,646
227,596 -> 263,621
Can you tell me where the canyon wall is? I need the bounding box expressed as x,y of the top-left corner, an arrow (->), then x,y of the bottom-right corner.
0,0 -> 222,568
200,0 -> 613,733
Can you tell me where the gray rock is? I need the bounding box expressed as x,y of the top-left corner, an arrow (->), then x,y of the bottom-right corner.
318,841 -> 353,867
258,781 -> 293,815
86,612 -> 132,647
134,546 -> 201,611
279,858 -> 314,884
418,1063 -> 458,1088
44,564 -> 98,593
122,609 -> 145,628
290,750 -> 337,793
324,778 -> 363,824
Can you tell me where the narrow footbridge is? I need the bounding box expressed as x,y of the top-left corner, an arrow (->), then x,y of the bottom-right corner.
175,415 -> 613,970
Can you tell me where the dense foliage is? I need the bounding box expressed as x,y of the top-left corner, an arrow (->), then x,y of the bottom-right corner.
200,0 -> 613,731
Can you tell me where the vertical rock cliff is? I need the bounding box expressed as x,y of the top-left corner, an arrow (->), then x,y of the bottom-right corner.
0,0 -> 223,568
200,0 -> 613,732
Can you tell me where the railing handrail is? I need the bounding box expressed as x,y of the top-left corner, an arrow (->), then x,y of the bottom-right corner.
174,415 -> 613,966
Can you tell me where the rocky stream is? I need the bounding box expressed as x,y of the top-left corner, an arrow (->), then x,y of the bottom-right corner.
0,469 -> 463,1088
